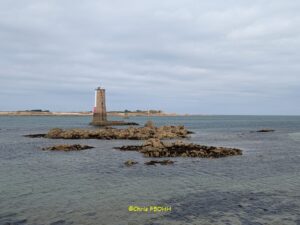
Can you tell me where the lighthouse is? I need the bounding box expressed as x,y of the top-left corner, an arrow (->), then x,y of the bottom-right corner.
90,86 -> 138,126
92,87 -> 107,124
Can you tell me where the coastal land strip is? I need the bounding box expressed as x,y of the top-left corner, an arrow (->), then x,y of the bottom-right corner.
0,111 -> 185,117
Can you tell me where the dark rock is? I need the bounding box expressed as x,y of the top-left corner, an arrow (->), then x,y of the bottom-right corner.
145,160 -> 174,165
126,122 -> 139,125
124,160 -> 138,166
42,144 -> 94,151
256,129 -> 275,133
23,134 -> 46,138
115,145 -> 142,151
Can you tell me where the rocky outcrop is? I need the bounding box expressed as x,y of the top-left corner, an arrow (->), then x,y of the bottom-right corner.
41,122 -> 191,140
145,160 -> 174,165
144,120 -> 155,128
124,160 -> 138,166
115,138 -> 242,158
42,144 -> 94,151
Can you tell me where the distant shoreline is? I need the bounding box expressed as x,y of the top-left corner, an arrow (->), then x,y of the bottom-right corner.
0,111 -> 188,117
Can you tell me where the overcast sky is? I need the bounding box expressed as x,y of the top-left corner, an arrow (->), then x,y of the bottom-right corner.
0,0 -> 299,114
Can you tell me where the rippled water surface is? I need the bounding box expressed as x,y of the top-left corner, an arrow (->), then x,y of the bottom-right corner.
0,115 -> 300,225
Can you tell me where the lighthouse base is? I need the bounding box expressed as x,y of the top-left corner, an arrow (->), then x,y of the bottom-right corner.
90,120 -> 139,126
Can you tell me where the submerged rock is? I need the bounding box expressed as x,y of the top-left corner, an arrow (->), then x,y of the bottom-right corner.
115,138 -> 242,158
37,122 -> 191,140
23,134 -> 46,138
256,129 -> 275,133
42,144 -> 94,151
124,160 -> 138,166
145,160 -> 174,165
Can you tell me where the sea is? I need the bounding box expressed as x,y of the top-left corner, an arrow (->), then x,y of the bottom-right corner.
0,115 -> 299,225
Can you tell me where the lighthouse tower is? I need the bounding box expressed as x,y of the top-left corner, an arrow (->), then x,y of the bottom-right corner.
92,87 -> 107,124
90,86 -> 138,126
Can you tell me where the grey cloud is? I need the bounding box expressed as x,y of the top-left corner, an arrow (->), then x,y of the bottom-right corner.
0,0 -> 299,114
